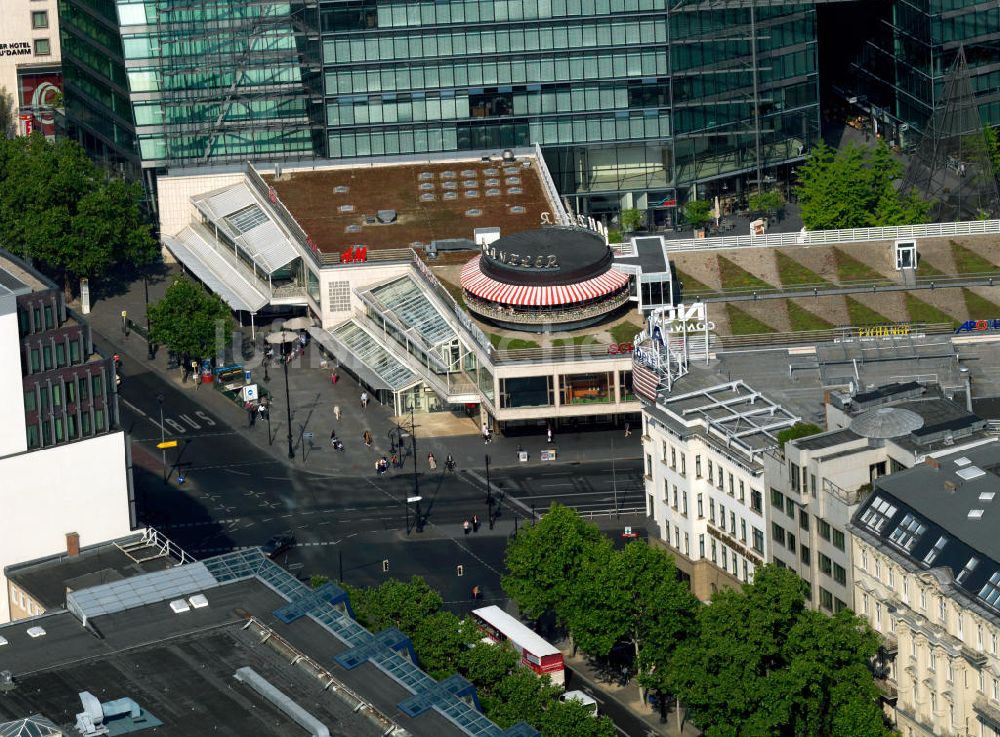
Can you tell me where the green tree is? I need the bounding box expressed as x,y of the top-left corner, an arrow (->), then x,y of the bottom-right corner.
459,641 -> 521,693
684,199 -> 713,229
669,565 -> 890,737
0,87 -> 15,140
0,135 -> 157,294
796,140 -> 930,229
146,276 -> 234,360
565,541 -> 698,693
344,576 -> 444,634
538,698 -> 617,737
620,207 -> 643,232
482,669 -> 562,729
749,191 -> 785,217
410,610 -> 478,679
502,503 -> 611,624
985,125 -> 1000,174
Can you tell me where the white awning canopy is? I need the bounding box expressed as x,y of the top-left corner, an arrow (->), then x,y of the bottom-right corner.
164,227 -> 269,313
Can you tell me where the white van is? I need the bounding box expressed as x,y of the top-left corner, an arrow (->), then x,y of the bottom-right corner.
560,690 -> 599,717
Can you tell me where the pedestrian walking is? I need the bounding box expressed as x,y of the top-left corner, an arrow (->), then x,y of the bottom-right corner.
330,370 -> 339,385
472,514 -> 480,532
624,422 -> 631,437
390,452 -> 398,468
547,426 -> 553,444
482,425 -> 490,445
333,404 -> 341,421
428,452 -> 437,470
363,430 -> 373,447
360,391 -> 369,410
445,454 -> 455,472
247,402 -> 256,428
463,519 -> 471,535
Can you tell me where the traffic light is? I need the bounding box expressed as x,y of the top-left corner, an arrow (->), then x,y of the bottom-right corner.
382,559 -> 389,573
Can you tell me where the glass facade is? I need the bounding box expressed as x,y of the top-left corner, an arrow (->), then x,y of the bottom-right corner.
320,0 -> 820,211
851,0 -> 1000,133
61,0 -> 325,179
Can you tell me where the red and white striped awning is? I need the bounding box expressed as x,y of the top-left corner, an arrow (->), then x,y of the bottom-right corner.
460,255 -> 629,307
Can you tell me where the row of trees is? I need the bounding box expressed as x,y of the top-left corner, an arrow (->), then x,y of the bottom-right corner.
795,140 -> 931,230
0,133 -> 157,295
503,504 -> 893,737
323,574 -> 615,737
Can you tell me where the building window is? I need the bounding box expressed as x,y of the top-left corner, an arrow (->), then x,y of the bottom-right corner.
23,388 -> 36,411
707,459 -> 713,484
728,473 -> 734,496
799,509 -> 808,530
709,498 -> 715,523
752,527 -> 764,554
800,545 -> 811,565
684,533 -> 689,556
920,588 -> 927,611
680,455 -> 686,476
772,523 -> 786,547
833,563 -> 847,586
929,650 -> 936,672
561,372 -> 613,405
787,532 -> 796,554
695,455 -> 702,478
859,495 -> 898,533
750,490 -> 762,514
789,462 -> 800,492
947,660 -> 955,684
817,518 -> 831,541
33,38 -> 50,56
697,493 -> 703,518
957,557 -> 980,585
661,441 -> 667,462
672,484 -> 678,509
888,512 -> 927,552
681,491 -> 688,517
939,597 -> 947,623
819,553 -> 833,576
832,529 -> 845,551
738,480 -> 745,503
771,488 -> 784,509
699,534 -> 705,558
834,598 -> 846,613
784,497 -> 795,518
819,587 -> 833,612
500,376 -> 554,408
902,576 -> 909,603
741,519 -> 747,543
670,446 -> 676,469
31,10 -> 48,28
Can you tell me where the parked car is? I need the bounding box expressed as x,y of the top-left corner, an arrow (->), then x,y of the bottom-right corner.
261,533 -> 295,559
560,690 -> 599,717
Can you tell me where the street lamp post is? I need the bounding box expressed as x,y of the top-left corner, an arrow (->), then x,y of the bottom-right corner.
157,393 -> 166,482
408,405 -> 422,532
485,454 -> 494,529
265,330 -> 299,461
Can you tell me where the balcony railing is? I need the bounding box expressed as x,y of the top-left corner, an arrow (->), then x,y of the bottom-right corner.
822,477 -> 873,506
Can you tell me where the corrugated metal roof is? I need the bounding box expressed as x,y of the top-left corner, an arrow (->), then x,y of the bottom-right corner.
164,228 -> 270,313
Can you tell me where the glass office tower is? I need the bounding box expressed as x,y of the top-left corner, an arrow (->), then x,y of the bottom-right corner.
320,0 -> 820,216
60,0 -> 325,191
851,0 -> 1000,139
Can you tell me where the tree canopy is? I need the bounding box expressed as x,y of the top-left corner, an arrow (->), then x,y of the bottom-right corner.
146,276 -> 233,359
0,134 -> 157,293
620,207 -> 643,232
795,139 -> 931,230
668,565 -> 890,737
685,199 -> 714,229
343,574 -> 616,737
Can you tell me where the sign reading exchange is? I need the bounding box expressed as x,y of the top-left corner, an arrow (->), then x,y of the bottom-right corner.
480,242 -> 558,269
956,319 -> 1000,334
0,42 -> 32,57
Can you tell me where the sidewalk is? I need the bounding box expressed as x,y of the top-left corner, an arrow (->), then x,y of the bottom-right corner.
82,271 -> 643,479
559,643 -> 701,737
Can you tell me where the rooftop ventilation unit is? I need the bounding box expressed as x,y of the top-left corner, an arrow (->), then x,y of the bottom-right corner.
980,492 -> 996,502
188,594 -> 209,609
0,636 -> 7,646
969,509 -> 985,519
502,149 -> 515,161
26,626 -> 45,638
169,599 -> 190,614
955,457 -> 972,467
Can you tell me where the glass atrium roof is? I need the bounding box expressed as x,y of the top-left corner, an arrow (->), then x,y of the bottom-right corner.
369,275 -> 457,348
331,321 -> 419,390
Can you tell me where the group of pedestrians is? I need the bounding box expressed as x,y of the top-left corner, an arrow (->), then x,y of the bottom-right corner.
463,514 -> 483,534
